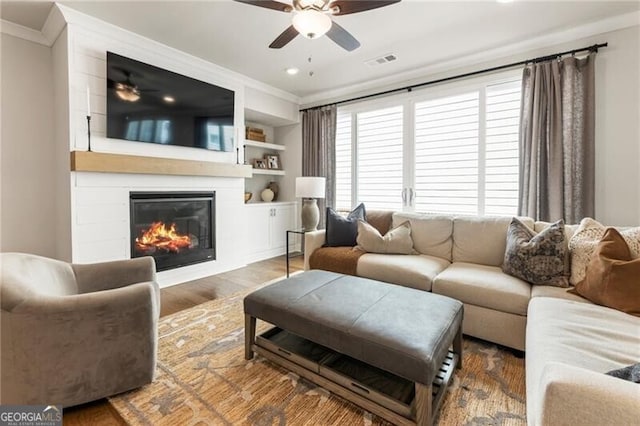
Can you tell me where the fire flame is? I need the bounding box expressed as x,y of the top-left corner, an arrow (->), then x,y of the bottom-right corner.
135,221 -> 192,253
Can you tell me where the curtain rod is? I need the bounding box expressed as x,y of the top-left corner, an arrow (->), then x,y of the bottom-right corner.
300,42 -> 607,112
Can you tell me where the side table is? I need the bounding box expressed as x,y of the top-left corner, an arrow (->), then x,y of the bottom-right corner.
286,228 -> 312,277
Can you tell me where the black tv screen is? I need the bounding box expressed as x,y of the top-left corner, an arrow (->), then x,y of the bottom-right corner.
106,52 -> 235,152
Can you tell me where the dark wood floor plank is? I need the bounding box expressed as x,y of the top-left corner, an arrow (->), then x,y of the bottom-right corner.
63,255 -> 303,425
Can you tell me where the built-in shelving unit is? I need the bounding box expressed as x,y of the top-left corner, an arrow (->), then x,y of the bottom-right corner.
252,169 -> 286,176
244,140 -> 286,151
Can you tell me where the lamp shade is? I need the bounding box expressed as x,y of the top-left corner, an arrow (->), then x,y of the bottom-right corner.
295,177 -> 326,199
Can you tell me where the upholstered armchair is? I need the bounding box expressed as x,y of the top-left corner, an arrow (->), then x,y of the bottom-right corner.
0,253 -> 160,407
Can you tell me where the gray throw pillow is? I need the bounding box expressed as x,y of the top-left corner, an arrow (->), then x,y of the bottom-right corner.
606,363 -> 640,383
502,218 -> 569,287
325,203 -> 366,247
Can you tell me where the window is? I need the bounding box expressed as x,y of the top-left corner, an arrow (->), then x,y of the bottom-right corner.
335,73 -> 521,216
414,92 -> 479,214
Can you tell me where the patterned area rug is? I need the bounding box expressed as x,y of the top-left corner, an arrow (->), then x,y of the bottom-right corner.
109,283 -> 526,425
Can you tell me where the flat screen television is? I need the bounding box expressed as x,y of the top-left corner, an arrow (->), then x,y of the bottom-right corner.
106,52 -> 235,152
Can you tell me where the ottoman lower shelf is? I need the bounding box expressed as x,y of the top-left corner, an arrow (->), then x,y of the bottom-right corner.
254,327 -> 458,426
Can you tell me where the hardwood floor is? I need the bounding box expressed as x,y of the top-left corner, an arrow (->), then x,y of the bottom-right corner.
62,255 -> 304,426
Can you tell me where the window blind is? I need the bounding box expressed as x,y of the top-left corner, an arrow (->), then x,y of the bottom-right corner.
414,92 -> 480,214
356,106 -> 404,211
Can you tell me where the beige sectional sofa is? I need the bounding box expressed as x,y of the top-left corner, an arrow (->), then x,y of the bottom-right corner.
303,211 -> 640,425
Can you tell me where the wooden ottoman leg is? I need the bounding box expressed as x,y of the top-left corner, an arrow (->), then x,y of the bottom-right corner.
454,323 -> 463,369
415,382 -> 433,426
245,314 -> 256,360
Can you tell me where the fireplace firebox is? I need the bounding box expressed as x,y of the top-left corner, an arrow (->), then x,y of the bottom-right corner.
130,192 -> 215,271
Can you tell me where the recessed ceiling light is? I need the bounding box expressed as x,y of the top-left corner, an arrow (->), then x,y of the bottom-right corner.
285,67 -> 299,75
163,95 -> 175,103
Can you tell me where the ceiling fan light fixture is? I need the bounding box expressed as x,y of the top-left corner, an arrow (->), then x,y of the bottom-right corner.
292,10 -> 332,39
115,82 -> 141,102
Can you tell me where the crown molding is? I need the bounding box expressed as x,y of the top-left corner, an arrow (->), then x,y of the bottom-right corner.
300,10 -> 640,107
0,19 -> 49,45
54,4 -> 300,105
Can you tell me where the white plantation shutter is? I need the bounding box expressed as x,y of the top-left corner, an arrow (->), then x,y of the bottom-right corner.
333,72 -> 521,217
484,80 -> 521,216
414,92 -> 480,214
356,106 -> 404,211
335,112 -> 352,211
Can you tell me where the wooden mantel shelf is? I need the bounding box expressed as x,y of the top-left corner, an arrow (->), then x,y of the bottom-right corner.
70,151 -> 253,178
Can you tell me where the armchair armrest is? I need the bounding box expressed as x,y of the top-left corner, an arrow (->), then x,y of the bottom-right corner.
304,230 -> 326,270
537,362 -> 640,426
72,256 -> 156,294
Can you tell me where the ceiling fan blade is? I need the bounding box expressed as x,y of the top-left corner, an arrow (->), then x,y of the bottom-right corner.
326,21 -> 360,51
233,0 -> 292,13
269,25 -> 299,49
329,0 -> 400,16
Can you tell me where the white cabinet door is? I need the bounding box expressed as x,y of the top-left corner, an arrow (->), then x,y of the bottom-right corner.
270,204 -> 295,250
246,204 -> 271,255
244,202 -> 297,263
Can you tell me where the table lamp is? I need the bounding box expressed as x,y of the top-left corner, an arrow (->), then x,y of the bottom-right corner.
295,177 -> 326,230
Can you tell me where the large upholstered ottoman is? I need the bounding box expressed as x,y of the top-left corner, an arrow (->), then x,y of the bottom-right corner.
244,270 -> 463,426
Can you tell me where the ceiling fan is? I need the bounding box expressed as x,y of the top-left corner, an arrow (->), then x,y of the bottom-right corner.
235,0 -> 401,51
107,67 -> 155,102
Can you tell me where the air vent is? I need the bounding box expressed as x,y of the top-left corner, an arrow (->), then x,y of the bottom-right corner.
365,53 -> 398,67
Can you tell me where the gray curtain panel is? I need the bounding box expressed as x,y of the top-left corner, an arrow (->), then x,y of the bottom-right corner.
302,105 -> 337,228
518,53 -> 596,223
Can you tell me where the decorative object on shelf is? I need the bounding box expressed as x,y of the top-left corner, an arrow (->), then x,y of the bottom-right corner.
267,181 -> 280,201
261,188 -> 275,202
265,154 -> 281,170
295,176 -> 326,230
253,159 -> 267,169
246,127 -> 266,142
244,192 -> 253,203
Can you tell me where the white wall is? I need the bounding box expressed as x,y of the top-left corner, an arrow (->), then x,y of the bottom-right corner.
302,24 -> 640,226
0,34 -> 56,256
275,122 -> 303,218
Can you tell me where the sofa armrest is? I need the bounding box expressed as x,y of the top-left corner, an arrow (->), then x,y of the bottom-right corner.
72,256 -> 156,294
304,230 -> 326,270
537,362 -> 640,426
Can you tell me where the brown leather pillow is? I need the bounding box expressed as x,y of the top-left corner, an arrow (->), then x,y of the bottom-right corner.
572,227 -> 640,316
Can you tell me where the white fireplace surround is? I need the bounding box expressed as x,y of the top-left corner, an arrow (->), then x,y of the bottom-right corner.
72,172 -> 247,287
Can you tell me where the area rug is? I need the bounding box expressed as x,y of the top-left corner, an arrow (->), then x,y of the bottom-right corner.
109,281 -> 526,425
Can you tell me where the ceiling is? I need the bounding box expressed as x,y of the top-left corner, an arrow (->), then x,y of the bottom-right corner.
2,1 -> 639,100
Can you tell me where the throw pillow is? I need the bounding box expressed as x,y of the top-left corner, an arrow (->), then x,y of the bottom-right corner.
324,203 -> 366,247
502,218 -> 569,287
568,218 -> 640,285
571,228 -> 640,317
355,220 -> 417,255
606,363 -> 640,383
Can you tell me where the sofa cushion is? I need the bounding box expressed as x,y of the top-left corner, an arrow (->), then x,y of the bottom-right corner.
325,203 -> 366,247
309,246 -> 365,276
530,285 -> 590,303
392,212 -> 453,261
452,216 -> 535,266
502,218 -> 569,287
568,217 -> 640,285
571,228 -> 640,316
357,254 -> 449,292
526,297 -> 640,426
433,262 -> 531,315
356,220 -> 416,255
